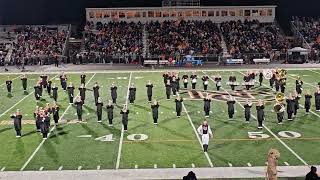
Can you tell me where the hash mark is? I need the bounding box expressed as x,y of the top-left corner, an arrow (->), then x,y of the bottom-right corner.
284,162 -> 290,166
58,166 -> 63,171
135,164 -> 138,169
172,164 -> 176,168
78,166 -> 82,170
228,162 -> 233,167
247,163 -> 252,167
191,163 -> 195,168
154,164 -> 157,169
39,167 -> 44,171
1,167 -> 5,171
97,165 -> 101,170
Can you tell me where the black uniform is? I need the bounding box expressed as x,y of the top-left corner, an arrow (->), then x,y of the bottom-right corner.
106,105 -> 114,125
21,77 -> 27,91
243,75 -> 251,90
78,87 -> 86,104
165,84 -> 171,99
175,98 -> 183,117
75,100 -> 83,121
52,86 -> 58,102
47,81 -> 52,95
40,75 -> 48,88
293,96 -> 300,116
305,94 -> 312,113
176,76 -> 180,92
6,80 -> 12,93
171,79 -> 178,96
67,86 -> 75,103
244,104 -> 252,122
190,75 -> 197,90
215,77 -> 222,91
93,86 -> 100,104
111,86 -> 118,104
163,73 -> 169,85
80,74 -> 86,85
34,85 -> 41,101
129,87 -> 136,103
276,105 -> 284,124
11,114 -> 22,136
120,110 -> 129,131
227,100 -> 235,119
269,74 -> 275,88
259,73 -> 263,86
52,106 -> 60,124
40,116 -> 50,138
60,75 -> 67,91
286,99 -> 295,120
229,76 -> 237,90
295,80 -> 303,95
280,82 -> 286,93
315,92 -> 320,111
96,102 -> 103,122
203,98 -> 211,117
34,112 -> 40,131
275,79 -> 280,92
202,76 -> 209,91
146,84 -> 153,102
151,103 -> 159,124
182,75 -> 188,88
256,105 -> 265,128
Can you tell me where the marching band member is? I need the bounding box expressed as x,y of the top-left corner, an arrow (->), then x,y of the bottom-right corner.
75,96 -> 83,121
203,94 -> 211,118
38,78 -> 43,98
175,73 -> 180,92
40,110 -> 50,139
106,100 -> 114,126
60,72 -> 67,91
275,101 -> 285,125
6,76 -> 12,95
120,104 -> 129,131
96,97 -> 103,123
315,87 -> 320,111
11,109 -> 22,138
182,74 -> 188,88
229,72 -> 237,90
80,72 -> 86,85
244,99 -> 252,123
163,72 -> 169,85
286,93 -> 295,121
146,80 -> 153,103
151,100 -> 160,124
295,77 -> 303,97
258,71 -> 263,86
190,72 -> 197,90
93,82 -> 100,104
34,106 -> 40,131
78,83 -> 87,104
34,81 -> 42,102
171,76 -> 178,96
175,94 -> 183,118
47,78 -> 52,95
52,83 -> 58,102
227,96 -> 236,119
293,92 -> 300,117
243,72 -> 253,90
129,83 -> 136,104
214,74 -> 222,91
165,81 -> 172,100
111,82 -> 118,104
52,102 -> 60,126
40,74 -> 48,88
67,82 -> 75,104
305,91 -> 312,114
20,74 -> 27,92
256,99 -> 265,129
197,120 -> 213,152
202,75 -> 209,91
269,70 -> 276,88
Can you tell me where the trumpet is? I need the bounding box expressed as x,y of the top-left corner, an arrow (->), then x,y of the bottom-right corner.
274,92 -> 285,113
275,69 -> 287,85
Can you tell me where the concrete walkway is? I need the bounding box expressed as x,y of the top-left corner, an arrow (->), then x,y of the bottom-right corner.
0,166 -> 313,180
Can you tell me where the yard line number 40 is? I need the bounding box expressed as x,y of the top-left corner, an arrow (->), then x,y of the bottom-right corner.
248,131 -> 302,139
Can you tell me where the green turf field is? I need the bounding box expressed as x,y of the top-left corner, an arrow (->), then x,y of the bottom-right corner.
0,69 -> 319,171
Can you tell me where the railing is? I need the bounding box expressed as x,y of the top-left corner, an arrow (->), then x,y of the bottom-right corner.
62,24 -> 72,57
290,21 -> 312,50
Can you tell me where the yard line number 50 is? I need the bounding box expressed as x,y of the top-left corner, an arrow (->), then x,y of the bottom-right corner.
248,131 -> 301,139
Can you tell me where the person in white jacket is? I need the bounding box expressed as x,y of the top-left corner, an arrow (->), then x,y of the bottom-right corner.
197,120 -> 213,152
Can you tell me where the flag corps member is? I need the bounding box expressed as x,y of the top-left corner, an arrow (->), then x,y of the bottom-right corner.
197,120 -> 213,152
11,109 -> 22,138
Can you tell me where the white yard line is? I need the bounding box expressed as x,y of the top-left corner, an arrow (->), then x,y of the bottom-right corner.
116,72 -> 132,170
0,75 -> 21,87
0,74 -> 59,119
20,73 -> 96,171
205,71 -> 309,166
182,102 -> 214,167
309,69 -> 320,75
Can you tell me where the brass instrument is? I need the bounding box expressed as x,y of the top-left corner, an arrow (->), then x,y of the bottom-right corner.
274,92 -> 285,113
275,69 -> 287,85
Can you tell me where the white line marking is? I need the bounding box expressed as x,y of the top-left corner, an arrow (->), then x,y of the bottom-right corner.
182,101 -> 214,167
197,111 -> 200,114
1,167 -> 5,171
0,75 -> 20,87
58,166 -> 63,171
97,165 -> 101,170
191,163 -> 195,168
134,165 -> 138,169
309,69 -> 320,75
247,163 -> 252,167
154,164 -> 157,169
116,72 -> 132,170
0,74 -> 59,119
172,164 -> 176,168
86,113 -> 90,115
228,163 -> 233,167
136,112 -> 139,114
284,162 -> 290,166
160,112 -> 163,114
20,73 -> 96,171
78,166 -> 82,170
233,71 -> 309,166
39,167 -> 44,171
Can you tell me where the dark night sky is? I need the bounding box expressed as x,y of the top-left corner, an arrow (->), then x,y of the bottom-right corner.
0,0 -> 319,26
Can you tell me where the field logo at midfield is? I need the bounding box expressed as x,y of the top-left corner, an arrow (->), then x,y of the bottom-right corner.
127,134 -> 148,141
95,134 -> 115,142
248,131 -> 301,139
182,89 -> 274,103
